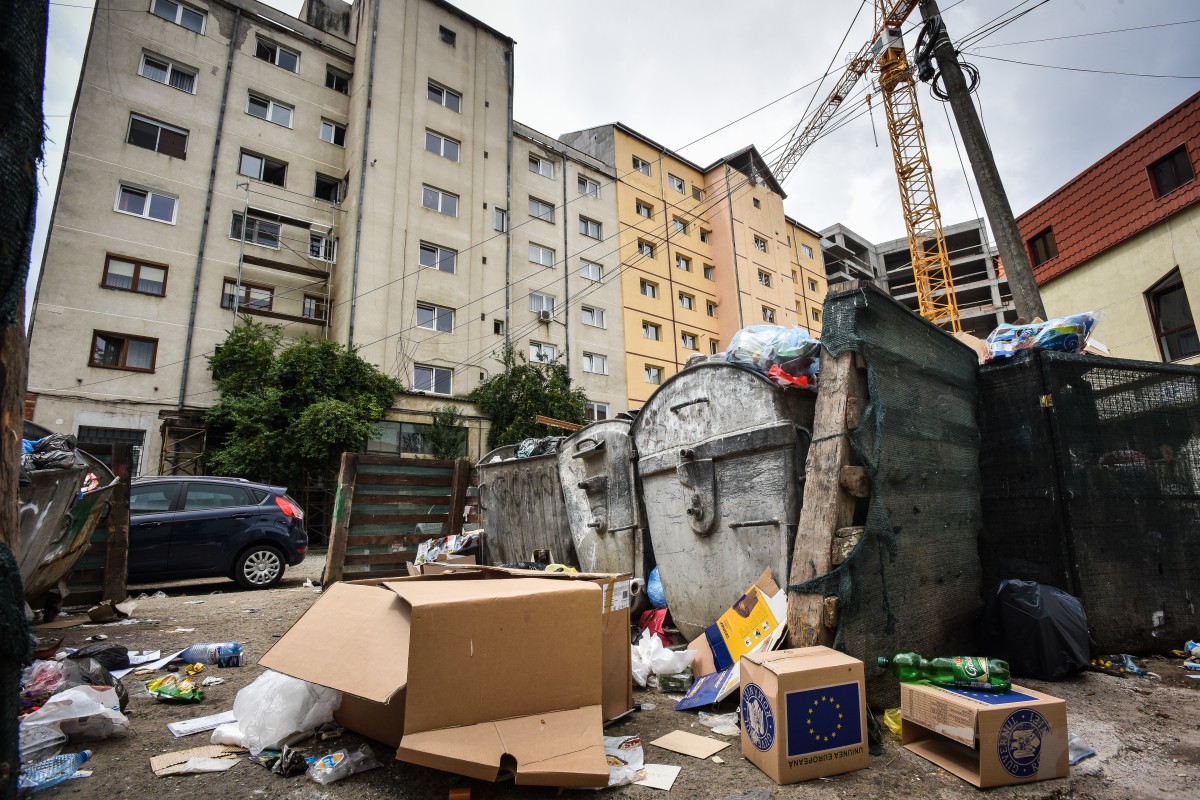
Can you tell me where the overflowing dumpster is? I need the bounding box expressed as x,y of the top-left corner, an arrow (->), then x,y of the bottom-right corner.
477,444 -> 577,567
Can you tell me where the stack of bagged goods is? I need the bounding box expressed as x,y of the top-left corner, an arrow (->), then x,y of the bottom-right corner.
984,311 -> 1099,362
725,324 -> 821,387
21,433 -> 86,471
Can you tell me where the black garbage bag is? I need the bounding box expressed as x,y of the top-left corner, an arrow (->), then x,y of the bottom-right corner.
63,658 -> 129,711
67,642 -> 129,671
983,579 -> 1090,681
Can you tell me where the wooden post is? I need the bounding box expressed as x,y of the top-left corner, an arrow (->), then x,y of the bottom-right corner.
447,459 -> 470,537
322,452 -> 358,587
102,444 -> 131,602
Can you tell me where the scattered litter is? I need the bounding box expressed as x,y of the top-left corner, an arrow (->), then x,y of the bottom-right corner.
147,675 -> 204,703
717,788 -> 772,800
84,635 -> 108,642
168,710 -> 237,738
185,663 -> 205,677
112,650 -> 182,680
632,629 -> 696,688
638,702 -> 657,711
1068,732 -> 1097,765
233,670 -> 341,755
17,750 -> 92,793
34,616 -> 86,630
251,744 -> 308,777
243,609 -> 257,613
306,744 -> 381,785
882,707 -> 902,736
151,745 -> 243,777
21,685 -> 129,741
69,770 -> 92,780
66,643 -> 129,671
711,756 -> 724,764
315,721 -> 344,742
659,669 -> 693,694
699,711 -> 740,737
136,591 -> 170,600
604,735 -> 646,787
201,677 -> 225,687
86,599 -> 136,624
1181,662 -> 1200,672
184,600 -> 205,605
170,628 -> 196,634
636,764 -> 681,791
649,730 -> 730,759
1090,653 -> 1149,677
180,642 -> 242,667
303,579 -> 315,588
19,724 -> 68,766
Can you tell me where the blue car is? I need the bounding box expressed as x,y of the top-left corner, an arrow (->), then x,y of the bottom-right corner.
128,477 -> 307,589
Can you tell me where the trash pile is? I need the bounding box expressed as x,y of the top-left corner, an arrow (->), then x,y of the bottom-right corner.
21,433 -> 86,473
984,311 -> 1100,362
718,324 -> 822,388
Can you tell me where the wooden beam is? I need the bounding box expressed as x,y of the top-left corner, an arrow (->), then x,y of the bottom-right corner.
102,444 -> 131,603
535,414 -> 583,432
322,452 -> 358,587
447,459 -> 470,537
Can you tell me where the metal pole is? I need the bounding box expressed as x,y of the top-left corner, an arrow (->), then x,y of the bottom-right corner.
919,0 -> 1046,320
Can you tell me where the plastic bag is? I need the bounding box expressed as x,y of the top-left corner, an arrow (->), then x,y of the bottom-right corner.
306,744 -> 381,785
727,325 -> 820,382
699,711 -> 740,736
147,674 -> 204,702
984,311 -> 1099,362
18,725 -> 67,766
982,579 -> 1089,681
882,707 -> 902,736
233,670 -> 342,755
22,659 -> 128,714
67,643 -> 129,671
631,630 -> 695,687
20,686 -> 129,742
516,436 -> 564,458
603,735 -> 645,787
1068,732 -> 1097,765
646,566 -> 667,609
210,723 -> 245,747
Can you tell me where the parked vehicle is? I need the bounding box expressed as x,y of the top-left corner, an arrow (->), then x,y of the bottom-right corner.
128,476 -> 307,589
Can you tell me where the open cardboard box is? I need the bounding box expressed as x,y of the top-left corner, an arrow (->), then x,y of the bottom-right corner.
260,577 -> 610,787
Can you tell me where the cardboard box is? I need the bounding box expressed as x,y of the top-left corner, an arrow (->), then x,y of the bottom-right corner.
739,647 -> 869,784
901,682 -> 1068,788
260,578 -> 609,787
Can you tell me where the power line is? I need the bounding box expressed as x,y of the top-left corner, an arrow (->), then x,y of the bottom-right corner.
972,18 -> 1200,49
972,53 -> 1200,80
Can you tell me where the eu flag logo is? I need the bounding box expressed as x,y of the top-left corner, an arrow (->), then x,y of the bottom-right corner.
784,682 -> 863,757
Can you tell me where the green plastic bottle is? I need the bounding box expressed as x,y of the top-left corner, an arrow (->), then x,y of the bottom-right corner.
877,652 -> 1012,692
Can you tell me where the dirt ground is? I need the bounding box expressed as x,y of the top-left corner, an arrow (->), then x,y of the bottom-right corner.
29,552 -> 1199,800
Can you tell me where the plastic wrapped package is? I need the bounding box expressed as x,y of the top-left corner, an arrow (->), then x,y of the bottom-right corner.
726,325 -> 820,385
21,659 -> 128,714
982,579 -> 1090,681
603,735 -> 645,787
984,312 -> 1099,362
306,744 -> 381,785
232,670 -> 342,755
20,686 -> 129,742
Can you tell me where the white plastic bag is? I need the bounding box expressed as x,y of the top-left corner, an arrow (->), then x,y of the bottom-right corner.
306,744 -> 381,785
20,686 -> 129,742
631,630 -> 695,687
209,722 -> 245,747
232,670 -> 341,755
604,735 -> 645,787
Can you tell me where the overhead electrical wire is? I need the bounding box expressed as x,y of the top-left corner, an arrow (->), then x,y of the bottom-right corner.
971,17 -> 1200,49
971,53 -> 1200,80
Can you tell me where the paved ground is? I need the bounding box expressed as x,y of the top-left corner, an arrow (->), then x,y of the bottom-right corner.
29,552 -> 1199,799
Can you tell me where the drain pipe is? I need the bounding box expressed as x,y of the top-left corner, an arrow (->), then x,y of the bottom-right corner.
347,0 -> 381,349
178,7 -> 240,409
561,147 -> 570,372
503,47 -> 514,355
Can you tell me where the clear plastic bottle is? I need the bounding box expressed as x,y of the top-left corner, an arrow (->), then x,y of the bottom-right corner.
18,750 -> 92,793
178,642 -> 242,667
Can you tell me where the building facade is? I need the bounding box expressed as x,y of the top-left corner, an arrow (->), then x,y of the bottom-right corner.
1015,91 -> 1200,364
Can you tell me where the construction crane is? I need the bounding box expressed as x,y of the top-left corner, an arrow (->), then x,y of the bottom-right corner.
773,0 -> 961,333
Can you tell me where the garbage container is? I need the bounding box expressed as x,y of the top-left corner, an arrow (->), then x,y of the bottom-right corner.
557,419 -> 648,580
477,444 -> 577,567
631,363 -> 815,640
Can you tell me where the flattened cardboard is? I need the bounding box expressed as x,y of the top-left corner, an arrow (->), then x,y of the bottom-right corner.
740,647 -> 869,785
901,682 -> 1068,788
405,554 -> 476,576
649,730 -> 730,759
150,745 -> 241,776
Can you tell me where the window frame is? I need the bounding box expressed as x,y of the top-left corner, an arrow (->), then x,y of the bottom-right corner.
668,173 -> 685,193
1147,269 -> 1200,361
419,242 -> 457,274
221,278 -> 274,312
676,254 -> 691,272
238,149 -> 287,187
586,401 -> 609,422
678,292 -> 695,311
529,341 -> 558,363
812,308 -> 822,323
325,65 -> 350,94
639,279 -> 658,299
757,269 -> 772,287
150,0 -> 205,34
439,25 -> 457,46
321,119 -> 348,147
421,185 -> 459,216
645,364 -> 663,385
254,36 -> 300,73
528,155 -> 555,179
529,196 -> 555,223
699,229 -> 711,244
579,259 -> 603,282
637,240 -> 654,258
632,155 -> 651,176
246,91 -> 293,127
580,305 -> 606,328
102,254 -> 168,297
703,264 -> 714,280
427,81 -> 462,113
672,217 -> 688,234
762,305 -> 776,323
230,212 -> 281,249
642,321 -> 661,341
493,207 -> 507,232
635,200 -> 653,219
416,302 -> 455,333
309,233 -> 337,263
578,176 -> 600,198
754,236 -> 768,253
138,52 -> 197,93
528,242 -> 556,267
528,292 -> 555,313
579,216 -> 602,239
115,183 -> 177,224
89,330 -> 159,372
413,364 -> 453,395
692,187 -> 705,202
424,129 -> 459,161
126,113 -> 188,158
1028,227 -> 1058,267
801,243 -> 815,259
1149,146 -> 1195,198
582,352 -> 608,375
303,294 -> 327,321
680,331 -> 698,350
706,300 -> 717,317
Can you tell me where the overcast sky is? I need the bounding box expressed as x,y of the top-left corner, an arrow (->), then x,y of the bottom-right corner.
33,0 -> 1200,317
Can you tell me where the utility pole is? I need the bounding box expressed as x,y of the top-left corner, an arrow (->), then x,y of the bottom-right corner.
919,0 -> 1047,321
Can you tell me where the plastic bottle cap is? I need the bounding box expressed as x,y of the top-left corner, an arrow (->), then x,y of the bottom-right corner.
876,657 -> 889,668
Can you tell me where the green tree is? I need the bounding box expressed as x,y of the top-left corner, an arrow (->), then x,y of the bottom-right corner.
205,318 -> 402,490
427,404 -> 468,460
469,347 -> 587,451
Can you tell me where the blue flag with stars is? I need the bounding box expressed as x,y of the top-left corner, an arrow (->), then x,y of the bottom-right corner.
785,682 -> 863,757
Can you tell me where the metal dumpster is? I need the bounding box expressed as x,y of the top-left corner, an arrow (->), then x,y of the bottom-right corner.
557,419 -> 648,580
477,444 -> 577,567
632,363 -> 815,640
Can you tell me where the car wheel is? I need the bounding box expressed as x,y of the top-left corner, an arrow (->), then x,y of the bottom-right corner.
234,545 -> 284,590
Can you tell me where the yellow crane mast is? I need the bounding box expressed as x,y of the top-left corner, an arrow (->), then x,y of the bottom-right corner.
772,0 -> 961,333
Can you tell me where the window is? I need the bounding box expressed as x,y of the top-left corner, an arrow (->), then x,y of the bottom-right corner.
422,185 -> 458,216
753,198 -> 761,209
676,254 -> 691,272
326,66 -> 350,94
637,240 -> 654,258
529,342 -> 558,362
645,365 -> 663,385
581,306 -> 606,328
126,114 -> 188,158
706,300 -> 717,317
580,259 -> 603,282
635,200 -> 653,219
586,401 -> 609,422
414,364 -> 452,395
578,176 -> 600,198
762,306 -> 776,323
139,53 -> 196,93
102,255 -> 167,296
221,279 -> 273,311
754,236 -> 767,252
642,321 -> 660,341
129,482 -> 175,512
428,82 -> 462,112
90,331 -> 157,371
255,38 -> 299,72
151,0 -> 204,33
416,302 -> 454,333
672,218 -> 688,235
528,197 -> 555,222
693,187 -> 705,202
419,243 -> 456,273
709,340 -> 719,355
321,120 -> 348,147
582,352 -> 607,374
238,150 -> 286,186
640,279 -> 657,299
668,174 -> 685,193
808,278 -> 818,291
1028,227 -> 1058,267
802,243 -> 814,259
757,270 -> 772,287
439,25 -> 456,46
632,156 -> 651,176
1151,146 -> 1198,198
681,332 -> 697,350
795,301 -> 801,313
678,292 -> 694,311
579,216 -> 602,239
230,212 -> 280,248
116,184 -> 176,223
420,130 -> 459,161
493,207 -> 507,232
309,233 -> 337,263
246,92 -> 292,127
528,243 -> 556,267
700,229 -> 711,244
493,319 -> 505,335
1148,270 -> 1200,361
529,155 -> 554,179
303,295 -> 326,321
528,292 -> 554,313
183,483 -> 252,511
812,308 -> 822,323
703,264 -> 714,280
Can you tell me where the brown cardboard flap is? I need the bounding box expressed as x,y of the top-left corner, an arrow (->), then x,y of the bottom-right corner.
905,733 -> 987,788
259,582 -> 410,703
396,706 -> 609,788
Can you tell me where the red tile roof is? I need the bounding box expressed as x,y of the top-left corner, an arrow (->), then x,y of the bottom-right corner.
1016,91 -> 1200,285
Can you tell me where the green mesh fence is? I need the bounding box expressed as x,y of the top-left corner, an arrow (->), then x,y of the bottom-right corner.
791,283 -> 984,708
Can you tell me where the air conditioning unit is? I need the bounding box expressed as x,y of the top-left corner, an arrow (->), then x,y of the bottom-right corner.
538,309 -> 553,323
